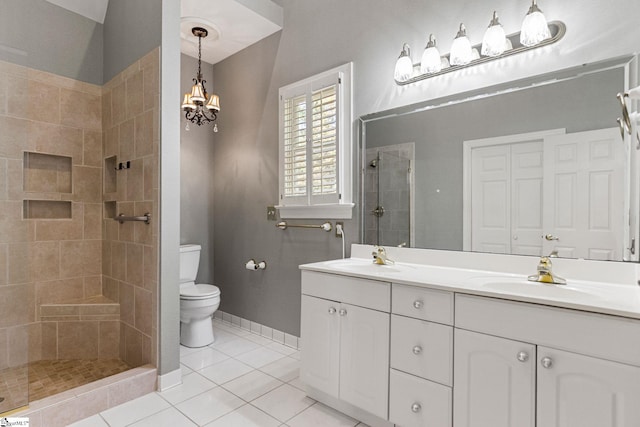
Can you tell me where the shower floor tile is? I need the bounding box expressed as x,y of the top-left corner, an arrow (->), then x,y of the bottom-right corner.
0,358 -> 132,413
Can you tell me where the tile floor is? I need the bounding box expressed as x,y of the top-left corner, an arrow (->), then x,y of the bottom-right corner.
68,319 -> 370,427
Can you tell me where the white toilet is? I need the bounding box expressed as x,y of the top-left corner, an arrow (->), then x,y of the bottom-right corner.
179,244 -> 221,347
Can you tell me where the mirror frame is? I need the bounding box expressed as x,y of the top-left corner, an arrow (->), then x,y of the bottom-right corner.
358,54 -> 639,261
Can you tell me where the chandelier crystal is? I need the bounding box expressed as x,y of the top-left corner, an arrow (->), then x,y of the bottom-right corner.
181,27 -> 220,129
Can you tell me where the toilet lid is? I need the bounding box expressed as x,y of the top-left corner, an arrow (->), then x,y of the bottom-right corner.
180,284 -> 220,299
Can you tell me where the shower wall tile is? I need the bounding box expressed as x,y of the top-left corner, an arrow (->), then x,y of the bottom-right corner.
0,116 -> 29,159
34,203 -> 84,241
0,328 -> 7,369
60,88 -> 101,131
83,131 -> 103,167
73,166 -> 102,203
30,122 -> 83,163
118,282 -> 135,326
31,241 -> 60,281
7,324 -> 29,366
119,117 -> 135,160
0,243 -> 7,285
58,321 -> 100,359
103,276 -> 119,303
111,82 -> 126,126
28,80 -> 60,125
99,321 -> 120,359
28,321 -> 42,362
35,278 -> 83,305
0,158 -> 6,201
1,74 -> 29,119
102,47 -> 159,369
84,276 -> 102,299
84,203 -> 102,240
41,321 -> 57,360
7,242 -> 30,284
125,71 -> 144,121
126,243 -> 143,286
0,284 -> 34,328
134,287 -> 152,335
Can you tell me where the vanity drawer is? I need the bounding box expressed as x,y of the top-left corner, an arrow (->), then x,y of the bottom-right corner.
301,271 -> 390,312
392,283 -> 453,324
390,314 -> 452,386
389,368 -> 452,427
455,294 -> 640,366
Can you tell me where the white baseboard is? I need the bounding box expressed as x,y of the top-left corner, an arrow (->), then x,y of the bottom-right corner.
157,367 -> 182,391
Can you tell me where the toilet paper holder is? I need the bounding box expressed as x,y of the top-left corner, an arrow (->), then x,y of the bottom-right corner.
246,259 -> 267,270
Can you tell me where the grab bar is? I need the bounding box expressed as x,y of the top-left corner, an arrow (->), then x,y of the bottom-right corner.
276,221 -> 332,232
115,213 -> 151,224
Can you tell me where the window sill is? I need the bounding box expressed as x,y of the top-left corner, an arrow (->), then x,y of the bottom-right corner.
276,203 -> 354,219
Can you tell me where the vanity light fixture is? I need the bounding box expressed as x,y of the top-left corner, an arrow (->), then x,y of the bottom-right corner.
481,11 -> 509,57
449,24 -> 474,66
420,34 -> 443,74
520,0 -> 551,47
393,0 -> 565,86
394,43 -> 414,83
181,27 -> 221,130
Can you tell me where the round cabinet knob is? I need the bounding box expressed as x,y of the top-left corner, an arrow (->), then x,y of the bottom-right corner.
413,300 -> 423,309
339,309 -> 347,316
517,351 -> 529,362
541,357 -> 553,369
411,403 -> 422,413
412,345 -> 423,355
328,307 -> 336,315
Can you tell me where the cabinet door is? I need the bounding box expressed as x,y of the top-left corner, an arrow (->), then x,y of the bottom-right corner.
339,303 -> 390,420
537,346 -> 640,427
300,295 -> 340,397
454,329 -> 535,427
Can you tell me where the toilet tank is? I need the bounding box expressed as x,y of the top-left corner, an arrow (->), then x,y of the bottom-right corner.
179,244 -> 201,284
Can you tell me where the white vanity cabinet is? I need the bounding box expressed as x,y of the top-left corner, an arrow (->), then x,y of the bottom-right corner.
388,284 -> 454,427
300,271 -> 391,420
454,294 -> 640,427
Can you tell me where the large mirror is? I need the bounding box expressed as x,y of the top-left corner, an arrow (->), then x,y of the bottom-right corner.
360,55 -> 639,262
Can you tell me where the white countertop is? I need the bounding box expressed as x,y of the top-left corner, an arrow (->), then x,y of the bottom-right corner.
300,256 -> 640,320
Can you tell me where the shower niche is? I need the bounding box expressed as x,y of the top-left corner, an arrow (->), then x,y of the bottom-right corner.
23,152 -> 73,220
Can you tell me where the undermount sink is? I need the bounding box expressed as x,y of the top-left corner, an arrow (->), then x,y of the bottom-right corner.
468,276 -> 602,303
320,259 -> 405,274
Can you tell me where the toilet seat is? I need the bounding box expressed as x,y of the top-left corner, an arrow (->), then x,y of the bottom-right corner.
180,284 -> 220,300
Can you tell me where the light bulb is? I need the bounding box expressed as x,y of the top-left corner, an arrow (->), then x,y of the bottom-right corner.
420,34 -> 442,74
185,122 -> 190,131
213,123 -> 218,133
520,0 -> 551,47
482,11 -> 507,57
394,43 -> 414,82
450,24 -> 473,66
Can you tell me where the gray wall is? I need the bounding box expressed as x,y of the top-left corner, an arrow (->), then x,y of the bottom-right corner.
180,54 -> 215,283
203,0 -> 640,337
366,68 -> 624,251
103,0 -> 163,82
0,0 -> 103,85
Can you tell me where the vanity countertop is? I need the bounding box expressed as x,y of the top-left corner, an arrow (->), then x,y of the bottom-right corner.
300,256 -> 640,320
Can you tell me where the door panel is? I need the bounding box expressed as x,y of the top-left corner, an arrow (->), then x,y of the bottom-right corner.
339,303 -> 390,419
537,347 -> 640,427
300,295 -> 340,397
454,329 -> 535,427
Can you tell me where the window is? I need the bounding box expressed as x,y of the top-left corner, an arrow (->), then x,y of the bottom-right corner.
278,63 -> 354,219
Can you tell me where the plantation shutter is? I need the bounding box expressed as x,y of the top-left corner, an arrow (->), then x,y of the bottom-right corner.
282,94 -> 308,200
280,74 -> 340,206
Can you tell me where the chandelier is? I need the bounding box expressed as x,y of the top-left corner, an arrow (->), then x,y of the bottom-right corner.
181,27 -> 220,130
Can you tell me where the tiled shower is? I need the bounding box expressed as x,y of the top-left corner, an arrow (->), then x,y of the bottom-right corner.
0,47 -> 160,414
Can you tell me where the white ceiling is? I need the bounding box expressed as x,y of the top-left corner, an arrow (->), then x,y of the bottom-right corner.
45,0 -> 109,24
45,0 -> 283,65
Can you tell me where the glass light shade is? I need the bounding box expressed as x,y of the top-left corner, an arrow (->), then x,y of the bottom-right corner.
420,35 -> 442,74
181,93 -> 195,111
206,94 -> 220,111
394,44 -> 413,82
481,12 -> 507,57
520,1 -> 551,47
190,82 -> 206,103
450,24 -> 473,66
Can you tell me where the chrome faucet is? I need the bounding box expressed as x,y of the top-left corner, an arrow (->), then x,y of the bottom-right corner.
372,246 -> 394,265
528,252 -> 566,285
